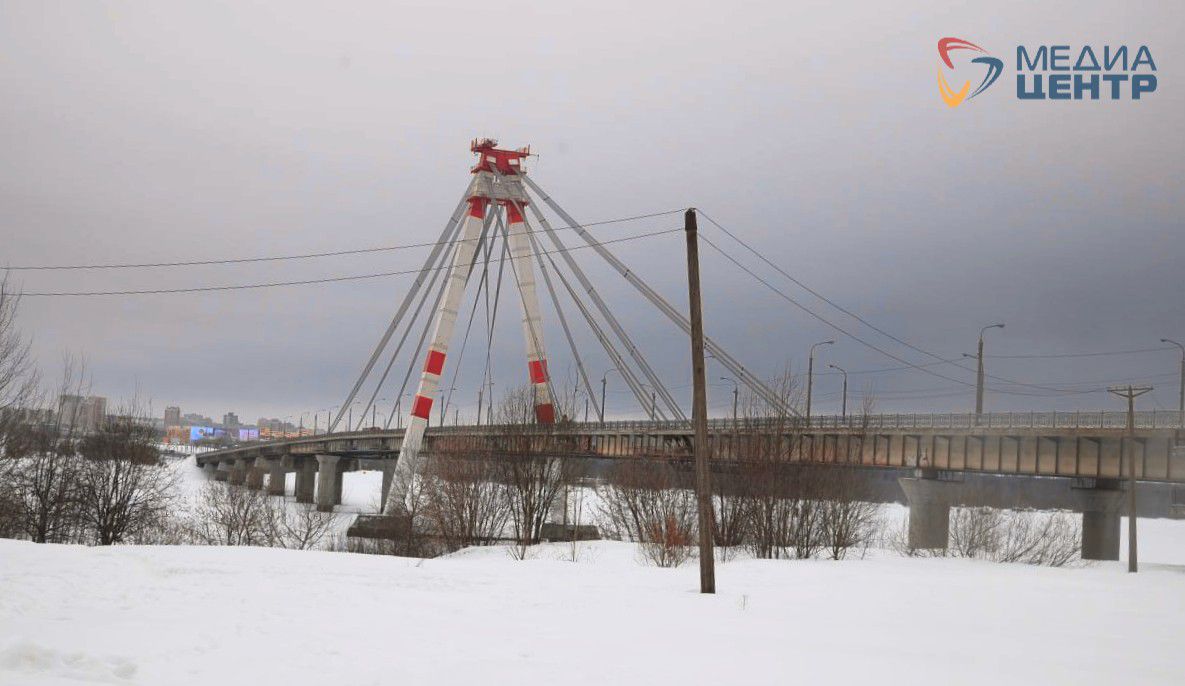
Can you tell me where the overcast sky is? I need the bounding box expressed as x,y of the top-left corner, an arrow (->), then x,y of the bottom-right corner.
2,1 -> 1183,424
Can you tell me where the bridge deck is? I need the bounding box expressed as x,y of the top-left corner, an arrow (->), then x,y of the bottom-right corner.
195,414 -> 1185,484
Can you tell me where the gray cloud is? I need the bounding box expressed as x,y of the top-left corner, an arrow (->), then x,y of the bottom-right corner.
3,1 -> 1183,422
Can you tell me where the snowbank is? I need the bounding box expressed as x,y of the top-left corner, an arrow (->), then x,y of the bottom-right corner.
2,538 -> 1183,685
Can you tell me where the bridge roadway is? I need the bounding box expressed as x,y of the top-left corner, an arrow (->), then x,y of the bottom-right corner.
194,412 -> 1185,560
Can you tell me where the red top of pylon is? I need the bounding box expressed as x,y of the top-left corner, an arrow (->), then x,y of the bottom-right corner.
470,138 -> 530,175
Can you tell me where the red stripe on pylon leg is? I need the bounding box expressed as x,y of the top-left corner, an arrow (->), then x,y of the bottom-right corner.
534,403 -> 556,424
424,350 -> 446,376
528,359 -> 549,385
411,395 -> 433,420
467,197 -> 489,218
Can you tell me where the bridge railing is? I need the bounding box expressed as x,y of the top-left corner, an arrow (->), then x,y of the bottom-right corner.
203,411 -> 1183,456
427,410 -> 1182,433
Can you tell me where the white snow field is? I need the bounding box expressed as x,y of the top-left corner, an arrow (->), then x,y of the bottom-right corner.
2,537 -> 1184,686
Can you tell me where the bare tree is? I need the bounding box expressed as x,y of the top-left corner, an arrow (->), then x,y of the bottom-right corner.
5,358 -> 90,543
0,277 -> 39,455
492,386 -> 568,559
421,453 -> 510,551
734,369 -> 825,560
74,401 -> 177,545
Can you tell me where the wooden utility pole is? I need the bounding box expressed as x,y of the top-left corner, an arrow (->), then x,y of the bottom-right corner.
684,208 -> 715,593
1108,384 -> 1152,573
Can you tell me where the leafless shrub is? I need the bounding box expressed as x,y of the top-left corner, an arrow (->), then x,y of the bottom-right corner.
890,505 -> 1081,567
421,454 -> 510,552
186,481 -> 340,550
817,468 -> 882,560
996,510 -> 1080,566
948,506 -> 1003,559
271,502 -> 340,550
949,507 -> 1080,566
597,461 -> 696,567
187,482 -> 276,546
712,476 -> 748,562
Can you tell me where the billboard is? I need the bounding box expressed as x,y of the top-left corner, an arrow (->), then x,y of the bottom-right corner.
189,426 -> 226,442
238,428 -> 259,442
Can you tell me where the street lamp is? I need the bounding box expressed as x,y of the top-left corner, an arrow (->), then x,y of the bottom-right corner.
806,339 -> 834,426
974,323 -> 1005,419
720,376 -> 739,427
1161,338 -> 1184,426
439,386 -> 456,427
600,368 -> 620,425
829,364 -> 848,421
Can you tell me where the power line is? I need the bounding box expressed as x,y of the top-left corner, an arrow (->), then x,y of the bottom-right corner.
19,227 -> 681,297
697,210 -> 1113,395
698,233 -> 1103,397
984,346 -> 1177,359
3,209 -> 684,271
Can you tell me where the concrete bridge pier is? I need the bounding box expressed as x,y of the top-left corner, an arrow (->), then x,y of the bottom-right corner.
228,458 -> 248,486
380,462 -> 396,512
315,455 -> 343,512
899,473 -> 961,550
246,458 -> 266,490
213,464 -> 229,482
1077,482 -> 1124,561
295,458 -> 316,504
266,459 -> 287,496
202,463 -> 218,480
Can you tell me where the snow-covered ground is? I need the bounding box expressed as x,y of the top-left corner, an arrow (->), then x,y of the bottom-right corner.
2,537 -> 1184,685
3,456 -> 1183,684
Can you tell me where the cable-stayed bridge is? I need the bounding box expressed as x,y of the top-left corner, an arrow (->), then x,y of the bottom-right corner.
190,140 -> 1184,559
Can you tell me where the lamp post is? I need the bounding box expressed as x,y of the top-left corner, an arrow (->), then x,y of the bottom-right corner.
829,364 -> 848,421
439,387 -> 456,427
806,339 -> 834,426
600,368 -> 619,425
974,323 -> 1005,420
1161,338 -> 1184,427
640,384 -> 657,422
720,376 -> 739,427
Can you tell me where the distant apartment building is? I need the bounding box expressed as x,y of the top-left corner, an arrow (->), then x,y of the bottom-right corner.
222,412 -> 241,428
164,406 -> 181,427
182,412 -> 214,427
57,394 -> 108,433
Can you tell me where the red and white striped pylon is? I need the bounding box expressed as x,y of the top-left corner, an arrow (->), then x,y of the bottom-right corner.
384,140 -> 552,515
503,197 -> 556,424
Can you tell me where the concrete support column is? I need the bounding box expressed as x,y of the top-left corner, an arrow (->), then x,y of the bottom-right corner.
213,465 -> 229,482
246,458 -> 265,490
295,458 -> 316,504
267,459 -> 287,496
380,462 -> 396,512
202,463 -> 217,479
228,459 -> 248,486
1077,485 -> 1123,561
334,459 -> 346,505
316,455 -> 341,512
899,476 -> 959,550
